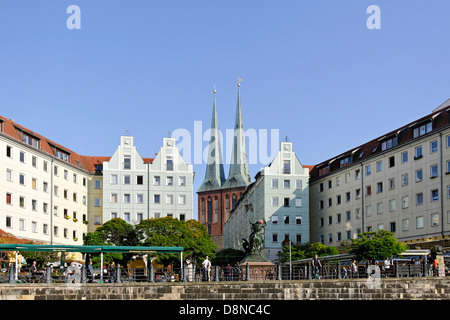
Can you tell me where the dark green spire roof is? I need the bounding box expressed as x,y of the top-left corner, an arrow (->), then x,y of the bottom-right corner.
222,85 -> 251,189
197,89 -> 226,193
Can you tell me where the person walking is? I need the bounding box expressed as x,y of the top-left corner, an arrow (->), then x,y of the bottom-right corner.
108,262 -> 116,283
87,261 -> 94,283
202,256 -> 211,282
312,255 -> 321,279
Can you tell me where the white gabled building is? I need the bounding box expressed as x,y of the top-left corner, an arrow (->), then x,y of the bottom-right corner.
102,136 -> 194,224
224,141 -> 311,262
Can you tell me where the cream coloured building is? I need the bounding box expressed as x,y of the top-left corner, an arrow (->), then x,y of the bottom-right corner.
310,100 -> 450,249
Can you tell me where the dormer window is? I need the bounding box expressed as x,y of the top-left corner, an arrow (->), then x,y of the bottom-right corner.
413,121 -> 432,138
381,136 -> 398,151
16,128 -> 40,149
339,155 -> 352,168
55,150 -> 70,162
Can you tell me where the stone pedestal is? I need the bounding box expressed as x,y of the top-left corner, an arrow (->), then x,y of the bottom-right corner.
436,252 -> 445,277
240,255 -> 275,281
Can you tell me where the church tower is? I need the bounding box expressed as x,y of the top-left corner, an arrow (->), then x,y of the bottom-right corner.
197,82 -> 252,250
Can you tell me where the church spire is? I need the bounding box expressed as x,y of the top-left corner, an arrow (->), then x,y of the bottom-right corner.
198,87 -> 226,192
222,80 -> 251,189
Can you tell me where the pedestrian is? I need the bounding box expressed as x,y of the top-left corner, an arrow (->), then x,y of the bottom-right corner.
87,261 -> 94,283
108,262 -> 116,283
312,255 -> 321,279
225,263 -> 232,281
202,256 -> 211,282
432,257 -> 438,276
351,260 -> 358,278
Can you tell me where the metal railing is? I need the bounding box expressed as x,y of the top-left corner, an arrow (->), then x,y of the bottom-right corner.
0,261 -> 447,284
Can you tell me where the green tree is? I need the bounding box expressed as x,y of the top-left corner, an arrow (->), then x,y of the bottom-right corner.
278,242 -> 338,263
212,248 -> 246,266
350,230 -> 408,261
136,217 -> 216,267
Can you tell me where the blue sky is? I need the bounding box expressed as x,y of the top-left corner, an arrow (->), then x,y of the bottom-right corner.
1,1 -> 450,219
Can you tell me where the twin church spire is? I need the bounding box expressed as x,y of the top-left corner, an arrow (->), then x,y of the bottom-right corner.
197,82 -> 251,193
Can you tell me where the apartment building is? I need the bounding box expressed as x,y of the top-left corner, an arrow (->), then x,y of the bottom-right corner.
0,115 -> 194,246
224,141 -> 311,262
310,100 -> 450,249
0,116 -> 97,245
102,136 -> 194,224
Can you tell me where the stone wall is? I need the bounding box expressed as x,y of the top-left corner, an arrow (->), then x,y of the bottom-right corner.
0,277 -> 449,300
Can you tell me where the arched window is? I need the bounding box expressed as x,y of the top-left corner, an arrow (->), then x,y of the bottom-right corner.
232,194 -> 237,210
225,195 -> 230,220
200,198 -> 205,224
207,197 -> 213,222
214,196 -> 219,223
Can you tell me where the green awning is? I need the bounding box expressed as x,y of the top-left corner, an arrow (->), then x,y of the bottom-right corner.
0,244 -> 183,254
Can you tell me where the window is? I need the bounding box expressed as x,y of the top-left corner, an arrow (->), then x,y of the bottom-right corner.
388,178 -> 395,190
284,198 -> 290,207
123,175 -> 131,185
73,174 -> 77,183
123,156 -> 131,169
284,216 -> 290,224
166,194 -> 173,205
272,197 -> 278,206
389,199 -> 396,212
415,146 -> 423,159
400,151 -> 407,163
272,216 -> 278,224
32,156 -> 37,167
296,216 -> 302,225
381,136 -> 398,151
19,173 -> 25,185
6,216 -> 12,228
365,165 -> 371,176
136,194 -> 144,204
166,157 -> 174,171
366,185 -> 372,196
19,196 -> 25,208
179,194 -> 186,205
296,180 -> 303,189
272,233 -> 278,243
153,176 -> 160,186
431,213 -> 440,227
402,196 -> 409,208
416,193 -> 424,205
340,156 -> 352,168
6,146 -> 12,158
6,169 -> 12,182
94,180 -> 101,189
377,182 -> 383,193
284,180 -> 290,189
20,151 -> 25,163
124,212 -> 130,222
6,193 -> 12,205
431,189 -> 439,202
179,176 -> 186,186
413,122 -> 432,138
376,161 -> 382,172
401,173 -> 408,186
110,193 -> 118,203
416,216 -> 424,229
430,165 -> 438,178
430,140 -> 438,153
416,169 -> 423,182
402,219 -> 410,231
166,177 -> 173,186
123,194 -> 131,203
388,156 -> 395,168
295,198 -> 302,207
377,202 -> 384,214
283,160 -> 291,174
94,198 -> 101,207
271,179 -> 278,188
64,170 -> 68,180
135,175 -> 143,185
110,175 -> 118,184
154,194 -> 160,204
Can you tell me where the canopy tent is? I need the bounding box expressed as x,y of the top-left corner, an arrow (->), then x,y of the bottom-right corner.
0,244 -> 183,254
0,244 -> 184,282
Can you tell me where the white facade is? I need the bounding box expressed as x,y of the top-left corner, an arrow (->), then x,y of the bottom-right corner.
102,136 -> 194,224
0,128 -> 89,245
224,142 -> 310,262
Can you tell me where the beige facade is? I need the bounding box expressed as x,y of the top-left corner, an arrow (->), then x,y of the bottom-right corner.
310,105 -> 450,249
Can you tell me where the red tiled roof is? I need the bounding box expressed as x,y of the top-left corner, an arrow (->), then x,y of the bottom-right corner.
309,107 -> 450,181
0,115 -> 153,173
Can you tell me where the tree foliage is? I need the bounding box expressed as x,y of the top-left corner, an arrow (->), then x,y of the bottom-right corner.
83,217 -> 216,267
350,230 -> 408,261
212,248 -> 246,266
278,242 -> 339,263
